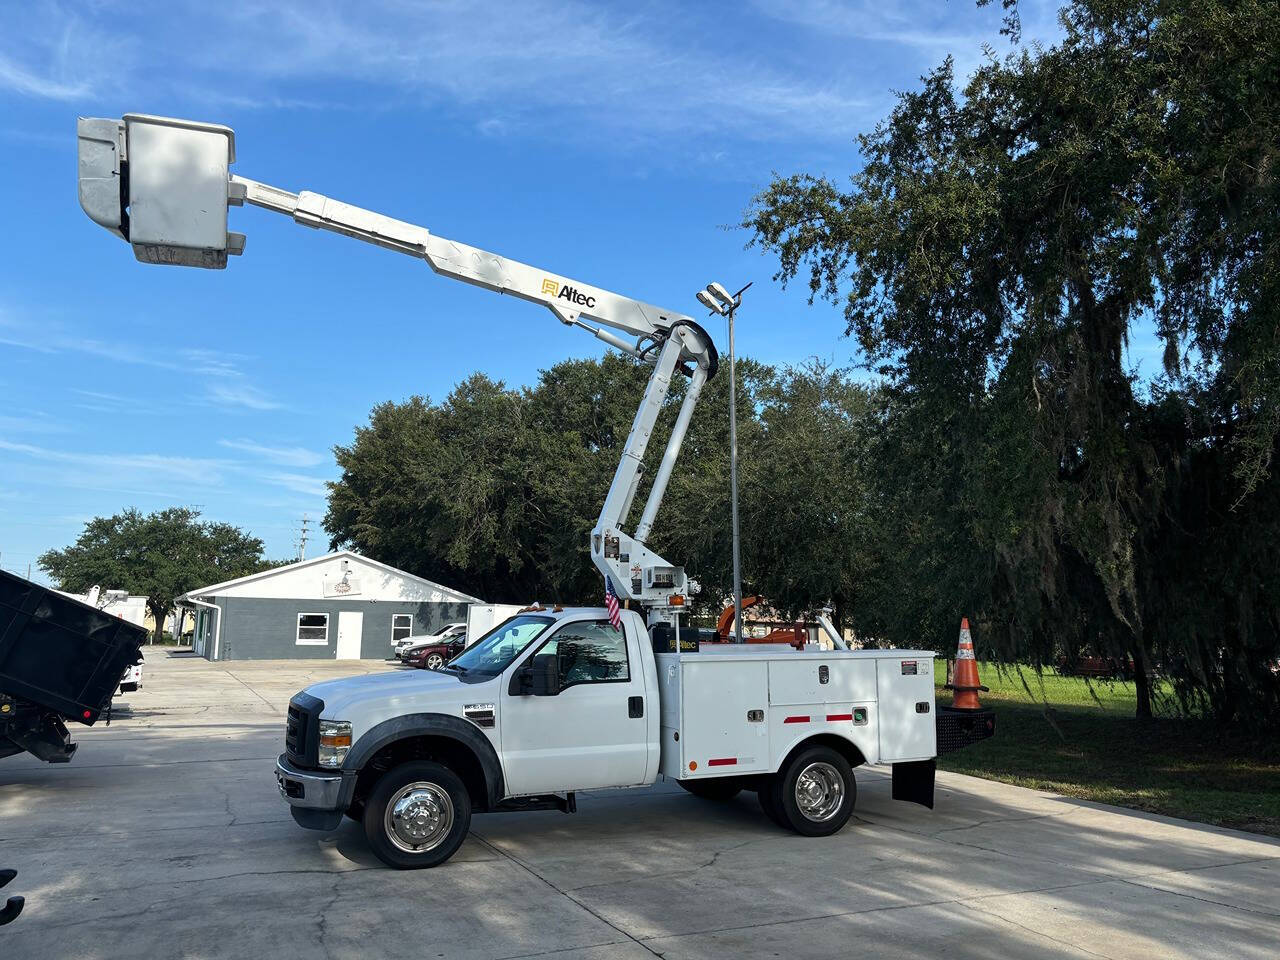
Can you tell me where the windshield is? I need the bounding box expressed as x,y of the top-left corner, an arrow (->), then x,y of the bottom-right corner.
446,615 -> 553,678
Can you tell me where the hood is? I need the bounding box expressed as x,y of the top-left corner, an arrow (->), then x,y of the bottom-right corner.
304,668 -> 470,720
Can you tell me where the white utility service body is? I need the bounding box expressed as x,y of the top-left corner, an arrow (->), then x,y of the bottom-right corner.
659,646 -> 937,780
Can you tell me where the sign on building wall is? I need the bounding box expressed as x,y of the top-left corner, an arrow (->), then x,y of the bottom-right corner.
322,570 -> 362,598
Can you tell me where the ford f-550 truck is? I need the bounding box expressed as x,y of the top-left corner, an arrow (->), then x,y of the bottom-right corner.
275,608 -> 944,868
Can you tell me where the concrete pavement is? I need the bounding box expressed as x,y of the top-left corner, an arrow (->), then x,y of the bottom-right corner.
1,652 -> 1276,959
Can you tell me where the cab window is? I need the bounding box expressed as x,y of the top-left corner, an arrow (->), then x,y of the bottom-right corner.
539,621 -> 629,688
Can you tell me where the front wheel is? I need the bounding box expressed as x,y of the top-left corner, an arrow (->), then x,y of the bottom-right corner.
425,653 -> 445,670
765,747 -> 856,837
363,761 -> 471,869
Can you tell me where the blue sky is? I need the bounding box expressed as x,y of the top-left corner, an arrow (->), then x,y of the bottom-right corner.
1,0 -> 1088,583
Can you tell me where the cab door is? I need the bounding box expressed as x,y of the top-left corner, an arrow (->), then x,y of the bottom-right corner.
500,619 -> 649,795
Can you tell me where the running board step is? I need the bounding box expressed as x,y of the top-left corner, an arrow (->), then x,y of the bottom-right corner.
494,792 -> 577,814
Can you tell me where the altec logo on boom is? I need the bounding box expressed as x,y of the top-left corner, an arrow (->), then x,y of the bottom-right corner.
541,278 -> 597,309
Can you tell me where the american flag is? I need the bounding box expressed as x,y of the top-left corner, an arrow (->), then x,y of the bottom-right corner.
604,577 -> 622,630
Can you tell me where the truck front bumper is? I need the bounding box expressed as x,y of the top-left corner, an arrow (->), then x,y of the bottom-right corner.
275,754 -> 354,831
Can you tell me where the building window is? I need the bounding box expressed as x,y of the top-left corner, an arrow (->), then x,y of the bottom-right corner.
391,614 -> 413,644
297,613 -> 329,645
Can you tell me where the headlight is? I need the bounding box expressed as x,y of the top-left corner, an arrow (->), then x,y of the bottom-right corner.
318,720 -> 352,768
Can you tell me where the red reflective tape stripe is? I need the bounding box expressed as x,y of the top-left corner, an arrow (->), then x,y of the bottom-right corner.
707,757 -> 737,766
826,713 -> 853,722
784,715 -> 809,724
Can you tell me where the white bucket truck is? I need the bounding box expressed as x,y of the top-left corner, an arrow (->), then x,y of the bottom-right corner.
77,114 -> 984,869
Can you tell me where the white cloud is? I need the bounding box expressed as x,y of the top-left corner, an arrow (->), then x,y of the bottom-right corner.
0,52 -> 90,100
0,4 -> 134,101
0,311 -> 284,412
204,381 -> 283,412
262,471 -> 330,499
0,412 -> 69,434
0,438 -> 227,486
219,438 -> 326,468
1,0 -> 878,145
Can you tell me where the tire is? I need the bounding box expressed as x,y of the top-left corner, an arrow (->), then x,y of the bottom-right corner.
678,778 -> 742,801
363,761 -> 471,869
757,781 -> 788,828
425,653 -> 445,670
766,746 -> 856,837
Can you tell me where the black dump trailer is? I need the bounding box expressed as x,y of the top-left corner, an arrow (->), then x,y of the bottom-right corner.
0,570 -> 145,762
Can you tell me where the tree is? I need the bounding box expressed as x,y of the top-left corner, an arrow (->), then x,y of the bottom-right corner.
740,361 -> 874,629
39,508 -> 271,642
325,352 -> 887,631
744,0 -> 1280,724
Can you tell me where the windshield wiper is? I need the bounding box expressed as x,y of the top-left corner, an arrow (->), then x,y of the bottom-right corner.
441,663 -> 467,674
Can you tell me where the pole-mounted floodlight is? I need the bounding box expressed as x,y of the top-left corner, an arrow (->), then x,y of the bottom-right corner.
707,282 -> 735,308
702,279 -> 750,644
696,290 -> 725,315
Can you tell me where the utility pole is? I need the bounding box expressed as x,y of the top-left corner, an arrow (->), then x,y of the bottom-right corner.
696,281 -> 752,643
297,513 -> 311,562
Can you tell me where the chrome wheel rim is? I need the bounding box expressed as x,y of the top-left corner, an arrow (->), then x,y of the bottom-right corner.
795,761 -> 845,822
426,654 -> 444,669
385,781 -> 454,853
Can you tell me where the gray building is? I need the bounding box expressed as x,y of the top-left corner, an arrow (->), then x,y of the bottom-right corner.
177,551 -> 480,661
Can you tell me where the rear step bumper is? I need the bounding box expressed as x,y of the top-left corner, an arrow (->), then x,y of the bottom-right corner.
936,707 -> 996,755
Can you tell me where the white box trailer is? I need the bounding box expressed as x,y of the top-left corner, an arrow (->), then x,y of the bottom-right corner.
464,604 -> 524,646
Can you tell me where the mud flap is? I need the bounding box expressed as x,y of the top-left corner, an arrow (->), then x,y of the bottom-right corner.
290,807 -> 343,831
892,759 -> 936,809
0,867 -> 23,926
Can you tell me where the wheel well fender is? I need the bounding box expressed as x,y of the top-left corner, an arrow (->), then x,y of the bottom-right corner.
345,714 -> 503,811
776,732 -> 869,775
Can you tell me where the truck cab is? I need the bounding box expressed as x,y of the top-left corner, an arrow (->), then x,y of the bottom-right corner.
277,607 -> 660,867
276,606 -> 943,868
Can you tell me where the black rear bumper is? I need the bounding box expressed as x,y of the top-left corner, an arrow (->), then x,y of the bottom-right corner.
936,707 -> 997,755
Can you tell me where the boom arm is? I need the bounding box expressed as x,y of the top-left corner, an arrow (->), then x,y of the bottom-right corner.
77,113 -> 717,619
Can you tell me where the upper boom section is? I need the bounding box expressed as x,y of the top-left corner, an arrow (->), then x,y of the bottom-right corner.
77,114 -> 715,370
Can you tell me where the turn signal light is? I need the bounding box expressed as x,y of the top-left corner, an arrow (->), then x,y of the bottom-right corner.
688,761 -> 698,771
669,594 -> 685,606
319,731 -> 352,749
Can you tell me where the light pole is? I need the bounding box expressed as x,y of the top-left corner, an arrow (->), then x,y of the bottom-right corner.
696,281 -> 752,643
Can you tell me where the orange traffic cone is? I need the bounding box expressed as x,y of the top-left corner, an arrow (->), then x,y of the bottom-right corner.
946,617 -> 988,710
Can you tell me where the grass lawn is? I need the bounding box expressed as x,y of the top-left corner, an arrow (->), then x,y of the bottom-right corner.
933,661 -> 1280,838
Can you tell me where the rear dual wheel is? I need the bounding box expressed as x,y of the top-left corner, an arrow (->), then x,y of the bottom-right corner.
761,746 -> 856,837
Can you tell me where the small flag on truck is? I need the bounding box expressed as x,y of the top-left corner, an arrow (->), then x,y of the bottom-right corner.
605,577 -> 622,630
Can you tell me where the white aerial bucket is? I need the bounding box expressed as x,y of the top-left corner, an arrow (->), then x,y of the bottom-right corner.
77,113 -> 243,269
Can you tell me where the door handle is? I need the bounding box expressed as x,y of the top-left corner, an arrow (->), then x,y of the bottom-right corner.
628,695 -> 644,718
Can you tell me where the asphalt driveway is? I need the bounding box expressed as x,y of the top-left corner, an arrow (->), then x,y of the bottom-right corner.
1,652 -> 1277,959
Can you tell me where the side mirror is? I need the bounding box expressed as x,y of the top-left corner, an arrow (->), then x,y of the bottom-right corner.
529,653 -> 560,696
509,653 -> 560,696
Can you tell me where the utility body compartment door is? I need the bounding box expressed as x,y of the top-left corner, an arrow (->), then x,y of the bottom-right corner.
678,659 -> 769,775
875,655 -> 937,762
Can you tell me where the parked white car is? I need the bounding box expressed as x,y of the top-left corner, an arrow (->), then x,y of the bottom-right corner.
118,661 -> 143,693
